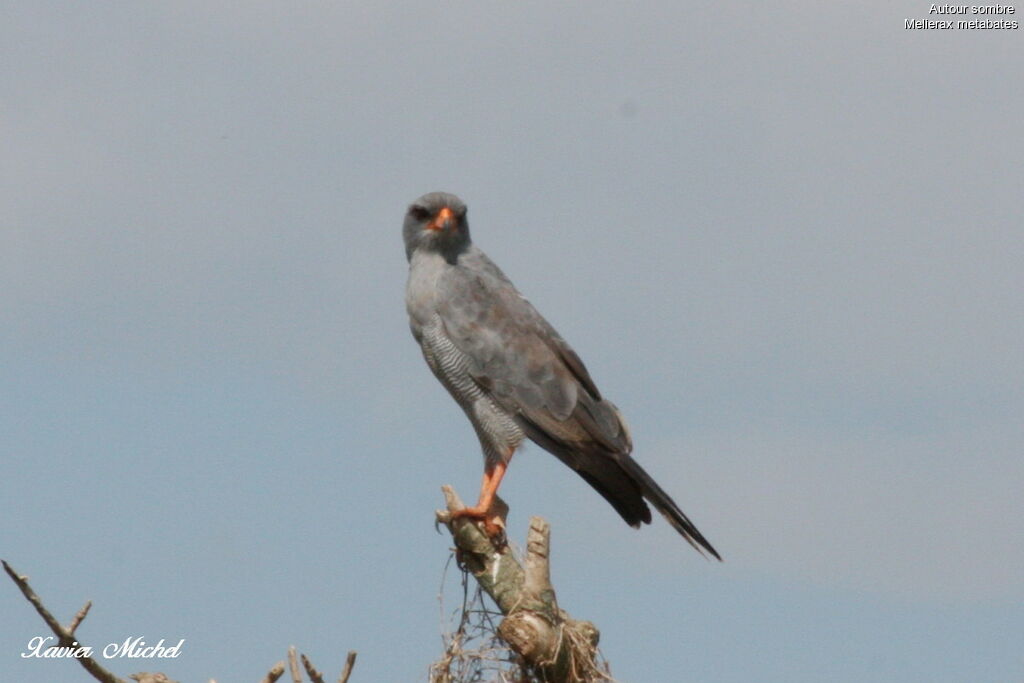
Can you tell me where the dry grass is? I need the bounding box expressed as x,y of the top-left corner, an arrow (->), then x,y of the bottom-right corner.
430,553 -> 527,682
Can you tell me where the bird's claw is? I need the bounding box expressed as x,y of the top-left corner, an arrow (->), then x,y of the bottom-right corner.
449,507 -> 507,547
434,509 -> 451,534
481,515 -> 506,542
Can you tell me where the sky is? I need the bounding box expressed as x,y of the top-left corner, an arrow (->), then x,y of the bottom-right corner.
2,2 -> 1022,681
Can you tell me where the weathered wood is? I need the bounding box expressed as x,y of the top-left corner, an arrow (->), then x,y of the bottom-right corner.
436,486 -> 608,682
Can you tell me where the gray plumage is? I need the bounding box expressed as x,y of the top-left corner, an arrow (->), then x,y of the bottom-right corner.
404,191 -> 720,559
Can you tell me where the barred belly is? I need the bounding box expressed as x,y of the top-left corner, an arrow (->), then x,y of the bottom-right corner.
420,315 -> 524,465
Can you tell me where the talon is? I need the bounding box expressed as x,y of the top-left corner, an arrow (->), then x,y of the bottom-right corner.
483,515 -> 505,539
450,506 -> 506,542
445,462 -> 510,545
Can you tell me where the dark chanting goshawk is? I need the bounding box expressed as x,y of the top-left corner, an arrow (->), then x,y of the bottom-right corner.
403,192 -> 720,560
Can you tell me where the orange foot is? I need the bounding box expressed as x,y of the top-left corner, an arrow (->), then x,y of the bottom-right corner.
450,505 -> 506,539
449,461 -> 509,541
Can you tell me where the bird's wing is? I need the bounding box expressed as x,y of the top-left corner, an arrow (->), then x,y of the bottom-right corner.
436,255 -> 630,456
436,252 -> 722,560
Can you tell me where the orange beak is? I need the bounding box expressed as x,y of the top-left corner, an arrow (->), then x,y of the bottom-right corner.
427,206 -> 455,232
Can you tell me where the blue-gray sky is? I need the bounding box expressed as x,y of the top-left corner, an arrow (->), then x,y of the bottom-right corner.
2,2 -> 1022,681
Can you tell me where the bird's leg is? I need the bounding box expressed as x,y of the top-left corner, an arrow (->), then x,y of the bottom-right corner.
450,461 -> 507,538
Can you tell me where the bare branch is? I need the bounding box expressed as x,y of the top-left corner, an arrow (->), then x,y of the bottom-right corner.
301,652 -> 326,683
128,674 -> 178,683
4,559 -> 359,683
337,651 -> 357,683
2,559 -> 128,683
261,661 -> 286,683
287,647 -> 302,683
435,487 -> 610,682
69,600 -> 93,635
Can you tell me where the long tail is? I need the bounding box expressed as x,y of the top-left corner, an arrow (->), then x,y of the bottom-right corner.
568,447 -> 722,560
618,454 -> 722,561
517,405 -> 721,560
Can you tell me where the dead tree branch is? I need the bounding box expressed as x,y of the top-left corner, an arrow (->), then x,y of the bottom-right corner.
2,559 -> 127,683
288,646 -> 303,683
337,651 -> 357,683
260,661 -> 286,683
69,600 -> 93,635
4,559 -> 356,683
435,486 -> 610,682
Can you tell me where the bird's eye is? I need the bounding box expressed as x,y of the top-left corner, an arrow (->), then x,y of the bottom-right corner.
409,205 -> 430,221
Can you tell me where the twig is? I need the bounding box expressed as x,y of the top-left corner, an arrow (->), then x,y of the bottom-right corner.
2,559 -> 128,683
301,652 -> 326,683
4,559 -> 359,683
261,661 -> 286,683
287,646 -> 302,683
337,651 -> 357,683
69,600 -> 93,635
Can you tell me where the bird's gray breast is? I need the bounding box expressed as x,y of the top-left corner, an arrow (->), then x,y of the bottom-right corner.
407,250 -> 525,464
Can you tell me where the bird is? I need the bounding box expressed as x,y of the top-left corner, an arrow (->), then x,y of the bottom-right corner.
403,191 -> 720,560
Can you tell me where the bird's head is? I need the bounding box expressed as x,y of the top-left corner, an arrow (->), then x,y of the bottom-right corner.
403,192 -> 470,262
